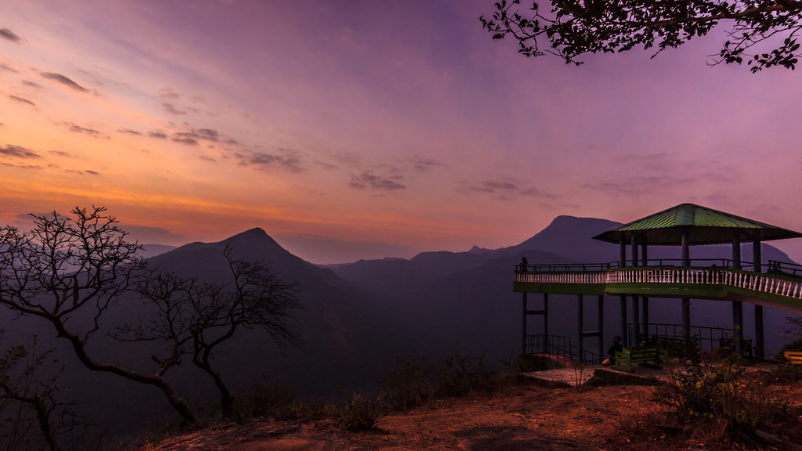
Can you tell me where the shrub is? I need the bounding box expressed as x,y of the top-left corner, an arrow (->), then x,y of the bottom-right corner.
339,392 -> 382,430
381,352 -> 509,412
231,379 -> 302,422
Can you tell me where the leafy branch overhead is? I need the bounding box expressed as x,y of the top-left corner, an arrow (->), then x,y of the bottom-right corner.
480,0 -> 802,71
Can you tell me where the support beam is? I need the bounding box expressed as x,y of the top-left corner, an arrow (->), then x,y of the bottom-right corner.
522,292 -> 527,354
544,293 -> 549,339
598,295 -> 604,361
620,295 -> 627,348
754,233 -> 764,360
632,294 -> 640,346
732,233 -> 744,357
619,234 -> 627,348
577,295 -> 584,363
682,228 -> 691,337
641,235 -> 649,340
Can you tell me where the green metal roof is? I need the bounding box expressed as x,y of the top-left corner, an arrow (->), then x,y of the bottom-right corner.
593,203 -> 802,245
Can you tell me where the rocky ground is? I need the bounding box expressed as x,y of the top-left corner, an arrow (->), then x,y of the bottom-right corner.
131,367 -> 802,451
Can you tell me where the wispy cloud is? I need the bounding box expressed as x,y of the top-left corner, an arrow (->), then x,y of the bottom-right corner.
0,28 -> 20,43
0,63 -> 17,73
7,95 -> 35,106
157,87 -> 179,99
171,136 -> 198,146
410,155 -> 440,173
464,179 -> 555,200
41,72 -> 88,92
66,123 -> 106,138
22,80 -> 41,88
48,150 -> 72,157
236,149 -> 304,173
117,128 -> 142,135
350,171 -> 406,191
162,102 -> 187,115
148,130 -> 168,139
1,145 -> 41,159
66,169 -> 100,176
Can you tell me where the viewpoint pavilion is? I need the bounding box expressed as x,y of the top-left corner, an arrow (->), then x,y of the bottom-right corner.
515,203 -> 802,363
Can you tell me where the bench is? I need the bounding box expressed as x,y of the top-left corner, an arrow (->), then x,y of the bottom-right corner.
613,346 -> 669,373
784,351 -> 802,365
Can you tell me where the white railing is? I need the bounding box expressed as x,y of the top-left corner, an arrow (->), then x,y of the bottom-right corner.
515,267 -> 802,300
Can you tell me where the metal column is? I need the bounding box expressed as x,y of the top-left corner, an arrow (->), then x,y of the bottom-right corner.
681,228 -> 691,338
619,233 -> 627,347
754,233 -> 764,360
631,233 -> 640,346
732,233 -> 744,357
641,235 -> 649,341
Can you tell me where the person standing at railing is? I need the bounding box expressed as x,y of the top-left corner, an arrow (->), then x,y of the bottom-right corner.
519,257 -> 528,272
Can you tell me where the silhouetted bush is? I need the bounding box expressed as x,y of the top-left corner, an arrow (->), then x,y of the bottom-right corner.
339,392 -> 382,430
381,352 -> 510,412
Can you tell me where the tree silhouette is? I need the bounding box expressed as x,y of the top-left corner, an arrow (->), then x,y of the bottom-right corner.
481,0 -> 802,71
115,246 -> 300,418
0,207 -> 200,425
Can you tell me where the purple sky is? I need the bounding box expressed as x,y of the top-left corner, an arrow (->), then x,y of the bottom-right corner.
2,0 -> 802,263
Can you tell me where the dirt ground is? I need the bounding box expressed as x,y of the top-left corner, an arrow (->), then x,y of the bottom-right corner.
131,370 -> 802,451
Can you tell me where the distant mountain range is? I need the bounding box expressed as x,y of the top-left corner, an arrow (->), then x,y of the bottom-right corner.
3,214 -> 801,442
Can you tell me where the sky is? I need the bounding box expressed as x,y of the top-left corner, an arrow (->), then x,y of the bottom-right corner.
2,0 -> 802,264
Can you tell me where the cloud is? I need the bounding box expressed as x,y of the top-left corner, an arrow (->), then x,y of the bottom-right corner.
157,88 -> 179,99
148,130 -> 168,139
315,160 -> 338,170
66,169 -> 100,176
117,128 -> 142,135
66,123 -> 106,138
236,149 -> 304,173
122,225 -> 186,245
350,172 -> 406,191
22,80 -> 41,88
48,150 -> 72,157
8,95 -> 35,106
161,102 -> 187,115
465,179 -> 555,199
410,155 -> 440,173
41,72 -> 88,92
199,155 -> 216,162
171,137 -> 198,146
172,128 -> 219,142
1,162 -> 41,169
468,181 -> 518,193
1,144 -> 41,159
0,63 -> 17,73
0,28 -> 20,43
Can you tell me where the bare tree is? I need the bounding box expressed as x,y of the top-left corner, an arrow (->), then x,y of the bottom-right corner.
116,247 -> 300,418
0,207 -> 200,425
0,334 -> 97,451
